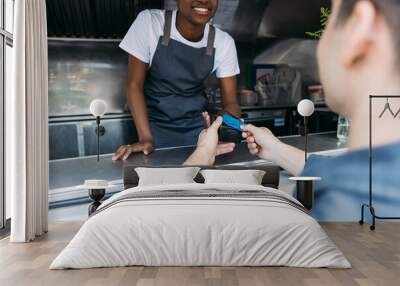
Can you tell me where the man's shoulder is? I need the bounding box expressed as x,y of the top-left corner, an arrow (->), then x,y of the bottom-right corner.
302,150 -> 363,177
305,141 -> 400,175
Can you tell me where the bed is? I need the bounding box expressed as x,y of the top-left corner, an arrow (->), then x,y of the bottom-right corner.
50,165 -> 350,269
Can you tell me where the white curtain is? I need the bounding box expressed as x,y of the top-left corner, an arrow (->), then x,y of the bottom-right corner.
7,0 -> 49,242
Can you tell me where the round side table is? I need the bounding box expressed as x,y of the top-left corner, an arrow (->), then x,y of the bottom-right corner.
84,180 -> 109,216
289,177 -> 321,210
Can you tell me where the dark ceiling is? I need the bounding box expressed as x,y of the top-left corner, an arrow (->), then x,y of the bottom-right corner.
46,0 -> 164,38
46,0 -> 330,40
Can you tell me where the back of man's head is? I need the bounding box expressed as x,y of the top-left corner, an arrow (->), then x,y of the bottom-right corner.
337,0 -> 400,64
317,0 -> 400,118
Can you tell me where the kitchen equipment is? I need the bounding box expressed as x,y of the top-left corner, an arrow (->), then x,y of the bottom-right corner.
251,64 -> 302,106
242,109 -> 288,136
254,80 -> 273,105
273,65 -> 302,105
239,90 -> 258,106
308,85 -> 324,103
337,115 -> 350,142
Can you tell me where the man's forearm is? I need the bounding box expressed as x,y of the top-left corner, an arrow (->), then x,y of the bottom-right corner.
270,141 -> 306,176
127,87 -> 153,142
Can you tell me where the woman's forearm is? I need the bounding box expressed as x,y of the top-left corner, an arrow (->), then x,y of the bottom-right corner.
223,102 -> 241,117
183,147 -> 214,166
127,85 -> 153,142
219,76 -> 241,117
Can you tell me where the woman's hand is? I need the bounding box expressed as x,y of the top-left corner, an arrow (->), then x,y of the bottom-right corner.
112,141 -> 154,161
202,112 -> 236,156
184,115 -> 235,165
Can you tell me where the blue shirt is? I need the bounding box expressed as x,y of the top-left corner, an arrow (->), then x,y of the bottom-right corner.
301,141 -> 400,221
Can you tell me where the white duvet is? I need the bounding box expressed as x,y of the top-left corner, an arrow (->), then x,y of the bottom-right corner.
50,183 -> 350,269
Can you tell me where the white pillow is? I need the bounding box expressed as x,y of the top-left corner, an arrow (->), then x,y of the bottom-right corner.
135,167 -> 200,186
200,169 -> 266,185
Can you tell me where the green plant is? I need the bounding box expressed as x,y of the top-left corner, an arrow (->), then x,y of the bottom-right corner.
306,7 -> 331,40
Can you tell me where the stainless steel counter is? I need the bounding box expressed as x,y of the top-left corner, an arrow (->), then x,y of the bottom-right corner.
49,132 -> 346,204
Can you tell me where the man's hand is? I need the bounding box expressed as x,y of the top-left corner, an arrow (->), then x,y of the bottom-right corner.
242,124 -> 307,176
112,141 -> 154,161
241,124 -> 280,161
184,115 -> 235,165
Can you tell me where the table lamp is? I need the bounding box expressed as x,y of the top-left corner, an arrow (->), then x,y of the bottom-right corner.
89,99 -> 107,162
292,100 -> 319,210
297,99 -> 315,162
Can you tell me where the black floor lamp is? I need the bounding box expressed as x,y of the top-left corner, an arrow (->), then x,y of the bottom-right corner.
297,99 -> 315,162
289,100 -> 321,211
89,99 -> 107,162
359,95 -> 400,230
86,99 -> 108,216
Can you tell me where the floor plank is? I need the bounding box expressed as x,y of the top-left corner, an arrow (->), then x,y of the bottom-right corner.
0,222 -> 399,286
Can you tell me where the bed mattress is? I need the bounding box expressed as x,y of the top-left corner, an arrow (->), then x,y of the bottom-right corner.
50,183 -> 350,269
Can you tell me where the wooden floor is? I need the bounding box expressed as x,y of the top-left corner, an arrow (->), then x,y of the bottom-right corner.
0,222 -> 399,286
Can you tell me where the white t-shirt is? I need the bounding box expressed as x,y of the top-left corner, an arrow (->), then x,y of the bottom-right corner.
119,9 -> 240,78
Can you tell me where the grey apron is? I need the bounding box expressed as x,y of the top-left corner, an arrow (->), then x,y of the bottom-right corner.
143,10 -> 216,148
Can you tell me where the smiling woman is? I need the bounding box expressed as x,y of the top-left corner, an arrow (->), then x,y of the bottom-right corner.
114,0 -> 241,158
176,0 -> 218,29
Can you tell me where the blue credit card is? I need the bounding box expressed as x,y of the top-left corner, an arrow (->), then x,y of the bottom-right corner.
222,114 -> 245,131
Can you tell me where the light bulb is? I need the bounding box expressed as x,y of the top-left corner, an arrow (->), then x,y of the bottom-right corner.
297,99 -> 315,117
89,99 -> 107,117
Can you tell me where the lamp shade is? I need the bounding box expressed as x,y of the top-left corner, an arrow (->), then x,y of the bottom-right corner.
84,179 -> 109,189
297,99 -> 315,117
89,99 -> 107,117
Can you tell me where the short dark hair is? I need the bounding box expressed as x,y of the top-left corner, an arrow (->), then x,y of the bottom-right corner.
336,0 -> 400,64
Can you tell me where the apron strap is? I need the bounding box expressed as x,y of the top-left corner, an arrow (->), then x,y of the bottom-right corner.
161,10 -> 173,46
206,25 -> 216,56
162,10 -> 215,56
